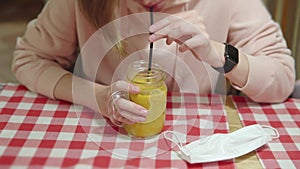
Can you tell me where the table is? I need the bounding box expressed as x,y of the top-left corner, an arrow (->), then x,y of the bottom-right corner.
225,97 -> 262,169
1,83 -> 299,168
231,96 -> 300,169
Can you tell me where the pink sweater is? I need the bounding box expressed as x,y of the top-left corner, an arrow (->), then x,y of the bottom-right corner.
13,0 -> 295,103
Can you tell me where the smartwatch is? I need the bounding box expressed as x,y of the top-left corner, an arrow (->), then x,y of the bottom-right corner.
213,43 -> 239,73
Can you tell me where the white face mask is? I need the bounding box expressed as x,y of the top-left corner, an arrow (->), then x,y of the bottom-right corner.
164,124 -> 279,164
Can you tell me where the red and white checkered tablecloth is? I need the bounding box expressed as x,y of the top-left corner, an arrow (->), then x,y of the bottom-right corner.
231,96 -> 300,169
0,83 -> 235,169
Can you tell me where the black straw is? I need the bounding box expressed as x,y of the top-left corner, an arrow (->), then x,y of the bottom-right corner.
148,7 -> 154,71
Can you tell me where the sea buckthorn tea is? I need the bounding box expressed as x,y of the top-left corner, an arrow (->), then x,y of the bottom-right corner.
124,60 -> 167,138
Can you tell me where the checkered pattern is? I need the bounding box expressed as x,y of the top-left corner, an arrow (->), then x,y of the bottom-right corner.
0,83 -> 235,169
231,96 -> 300,169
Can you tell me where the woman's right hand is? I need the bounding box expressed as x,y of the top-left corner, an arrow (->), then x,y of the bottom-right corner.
96,81 -> 149,126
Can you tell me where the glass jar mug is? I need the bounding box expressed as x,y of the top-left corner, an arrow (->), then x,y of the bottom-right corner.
124,60 -> 167,138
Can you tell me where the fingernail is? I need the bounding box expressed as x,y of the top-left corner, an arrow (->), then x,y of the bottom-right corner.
149,34 -> 156,42
149,25 -> 156,32
131,85 -> 140,93
136,117 -> 146,122
140,109 -> 149,116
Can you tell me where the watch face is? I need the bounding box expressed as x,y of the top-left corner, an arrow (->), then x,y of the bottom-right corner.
212,43 -> 239,73
227,44 -> 239,64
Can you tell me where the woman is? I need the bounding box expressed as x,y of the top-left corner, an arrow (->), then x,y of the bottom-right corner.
12,0 -> 295,125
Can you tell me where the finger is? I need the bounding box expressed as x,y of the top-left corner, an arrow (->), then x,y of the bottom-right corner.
111,112 -> 135,125
149,18 -> 199,43
113,81 -> 140,94
111,101 -> 146,124
170,33 -> 193,45
161,27 -> 194,46
149,22 -> 178,42
178,43 -> 189,52
149,15 -> 176,33
115,98 -> 148,118
149,32 -> 168,42
181,34 -> 210,51
180,34 -> 222,65
166,37 -> 175,45
110,116 -> 123,126
119,110 -> 147,122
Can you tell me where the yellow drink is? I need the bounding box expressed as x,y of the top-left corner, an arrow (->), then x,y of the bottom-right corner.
124,61 -> 167,138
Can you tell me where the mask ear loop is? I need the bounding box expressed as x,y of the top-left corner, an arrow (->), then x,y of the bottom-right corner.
261,125 -> 280,139
163,131 -> 183,150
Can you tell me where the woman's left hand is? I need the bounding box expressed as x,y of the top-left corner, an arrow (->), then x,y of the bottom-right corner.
148,10 -> 224,67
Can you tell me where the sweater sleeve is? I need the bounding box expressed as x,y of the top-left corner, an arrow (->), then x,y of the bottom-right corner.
12,0 -> 78,99
228,0 -> 295,103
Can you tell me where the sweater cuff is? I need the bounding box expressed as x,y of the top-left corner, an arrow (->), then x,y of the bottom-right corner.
230,54 -> 273,98
36,66 -> 70,99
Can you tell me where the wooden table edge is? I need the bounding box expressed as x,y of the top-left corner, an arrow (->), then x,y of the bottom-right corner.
225,96 -> 263,169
